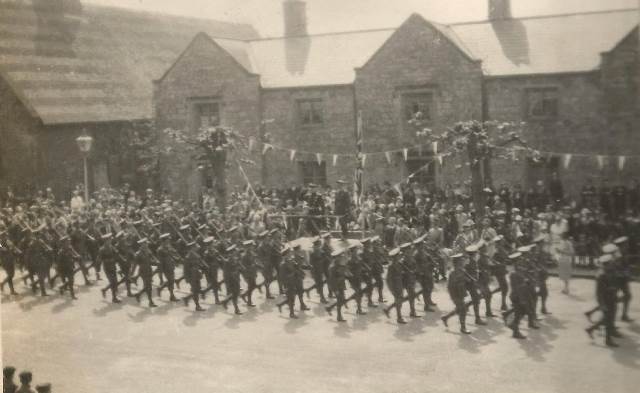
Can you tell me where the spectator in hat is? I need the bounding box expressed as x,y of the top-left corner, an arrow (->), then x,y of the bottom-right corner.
16,371 -> 35,393
3,366 -> 17,393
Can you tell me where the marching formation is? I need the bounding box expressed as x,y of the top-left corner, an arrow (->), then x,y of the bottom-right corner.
0,183 -> 636,347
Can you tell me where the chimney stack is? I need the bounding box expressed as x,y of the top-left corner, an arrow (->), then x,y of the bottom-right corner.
283,0 -> 307,37
488,0 -> 511,20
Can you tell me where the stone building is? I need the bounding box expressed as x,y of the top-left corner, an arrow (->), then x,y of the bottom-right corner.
155,0 -> 639,201
0,0 -> 257,199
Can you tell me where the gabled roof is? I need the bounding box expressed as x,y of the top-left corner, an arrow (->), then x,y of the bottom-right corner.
0,1 -> 258,125
450,9 -> 639,77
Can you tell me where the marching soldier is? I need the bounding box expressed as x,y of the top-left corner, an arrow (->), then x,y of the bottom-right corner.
385,247 -> 406,324
25,227 -> 50,297
414,236 -> 436,312
56,236 -> 79,299
0,231 -> 19,295
400,242 -> 419,318
309,237 -> 328,303
613,236 -> 633,322
360,238 -> 377,308
346,243 -> 367,315
476,241 -> 496,317
240,240 -> 259,307
464,243 -> 486,326
370,236 -> 386,303
586,254 -> 620,347
133,238 -> 158,308
531,236 -> 551,315
326,249 -> 349,322
183,241 -> 205,311
114,231 -> 135,298
98,233 -> 121,303
491,235 -> 510,311
222,244 -> 243,315
155,233 -> 179,302
321,232 -> 334,298
508,252 -> 528,339
200,236 -> 223,304
278,246 -> 310,318
441,254 -> 472,334
263,229 -> 282,298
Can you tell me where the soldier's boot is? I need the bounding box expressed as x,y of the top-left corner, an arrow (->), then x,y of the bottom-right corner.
485,298 -> 496,318
299,295 -> 310,311
512,327 -> 526,339
528,315 -> 540,329
289,300 -> 298,318
183,295 -> 191,307
7,279 -> 17,295
194,296 -> 205,312
247,290 -> 256,307
475,316 -> 487,326
605,334 -> 619,347
500,296 -> 508,311
409,299 -> 419,318
441,315 -> 449,327
337,305 -> 346,322
585,326 -> 596,339
460,316 -> 471,334
111,288 -> 122,304
213,289 -> 221,304
39,280 -> 48,297
233,299 -> 242,315
70,286 -> 77,300
95,272 -> 102,281
169,289 -> 178,302
396,304 -> 406,324
265,285 -> 275,300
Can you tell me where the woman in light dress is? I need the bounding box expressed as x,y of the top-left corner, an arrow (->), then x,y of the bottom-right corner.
554,232 -> 575,294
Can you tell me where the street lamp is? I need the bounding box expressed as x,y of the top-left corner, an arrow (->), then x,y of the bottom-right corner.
76,130 -> 93,205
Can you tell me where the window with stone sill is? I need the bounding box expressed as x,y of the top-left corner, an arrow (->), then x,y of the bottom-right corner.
402,92 -> 434,127
299,161 -> 327,186
297,99 -> 324,127
525,88 -> 559,119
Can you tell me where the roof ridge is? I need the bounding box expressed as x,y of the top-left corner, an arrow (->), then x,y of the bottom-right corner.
248,27 -> 397,42
448,7 -> 639,27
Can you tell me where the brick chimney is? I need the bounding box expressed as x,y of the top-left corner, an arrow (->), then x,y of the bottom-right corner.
283,0 -> 307,37
488,0 -> 511,20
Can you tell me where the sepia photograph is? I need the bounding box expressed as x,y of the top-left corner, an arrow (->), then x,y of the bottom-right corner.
1,0 -> 639,392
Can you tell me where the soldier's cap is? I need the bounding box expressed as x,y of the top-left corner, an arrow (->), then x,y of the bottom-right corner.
533,234 -> 546,243
115,231 -> 125,239
258,230 -> 269,238
508,252 -> 522,259
132,220 -> 143,226
179,224 -> 190,231
307,183 -> 319,188
336,180 -> 348,184
370,235 -> 381,242
19,371 -> 32,380
456,204 -> 464,211
537,213 -> 546,219
492,235 -> 504,242
476,239 -> 486,248
198,224 -> 207,231
185,240 -> 197,247
514,215 -> 523,222
137,237 -> 148,245
331,249 -> 344,257
159,233 -> 170,240
451,253 -> 464,260
280,246 -> 291,255
269,228 -> 280,235
495,210 -> 506,216
243,240 -> 255,246
465,244 -> 479,253
226,244 -> 237,252
599,254 -> 614,264
388,248 -> 401,257
320,232 -> 331,239
101,232 -> 113,240
463,219 -> 475,228
226,226 -> 239,233
203,236 -> 214,244
602,243 -> 618,254
517,245 -> 531,253
614,236 -> 628,245
512,207 -> 520,213
399,242 -> 413,250
361,237 -> 371,244
412,236 -> 425,245
483,187 -> 492,193
59,235 -> 70,242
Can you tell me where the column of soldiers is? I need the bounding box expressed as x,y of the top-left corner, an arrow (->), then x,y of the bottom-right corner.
0,194 -> 635,347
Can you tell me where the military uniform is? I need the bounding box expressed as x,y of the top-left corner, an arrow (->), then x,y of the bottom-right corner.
156,236 -> 179,301
240,242 -> 259,307
442,254 -> 472,334
586,260 -> 620,347
222,246 -> 242,314
509,258 -> 530,339
327,252 -> 349,322
133,241 -> 157,308
309,241 -> 327,303
56,239 -> 78,299
386,249 -> 406,324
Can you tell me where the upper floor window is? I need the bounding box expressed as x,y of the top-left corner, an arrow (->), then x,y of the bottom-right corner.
297,99 -> 324,127
526,88 -> 558,119
194,102 -> 220,130
403,92 -> 434,123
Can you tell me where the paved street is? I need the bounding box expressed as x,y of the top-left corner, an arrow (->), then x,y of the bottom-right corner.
2,277 -> 640,393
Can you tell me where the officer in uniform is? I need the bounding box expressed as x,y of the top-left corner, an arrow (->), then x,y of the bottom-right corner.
491,235 -> 510,311
360,238 -> 377,308
262,229 -> 281,298
586,254 -> 620,347
279,246 -> 310,318
386,247 -> 406,324
327,248 -> 349,322
370,236 -> 386,303
508,252 -> 528,339
309,237 -> 328,303
200,236 -> 222,304
97,233 -> 121,303
531,236 -> 551,315
26,227 -> 50,297
113,231 -> 134,298
414,236 -> 435,312
464,243 -> 486,326
240,240 -> 259,307
56,236 -> 79,299
321,232 -> 334,298
441,253 -> 472,334
155,233 -> 179,302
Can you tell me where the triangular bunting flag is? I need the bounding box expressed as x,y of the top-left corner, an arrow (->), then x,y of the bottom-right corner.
289,150 -> 296,161
316,153 -> 323,165
262,144 -> 272,155
432,142 -> 438,155
562,154 -> 572,169
618,156 -> 626,171
362,154 -> 367,167
385,151 -> 392,164
596,155 -> 605,170
403,148 -> 408,161
332,154 -> 338,167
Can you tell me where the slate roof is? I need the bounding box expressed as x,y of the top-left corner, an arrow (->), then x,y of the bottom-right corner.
450,9 -> 639,77
0,1 -> 258,125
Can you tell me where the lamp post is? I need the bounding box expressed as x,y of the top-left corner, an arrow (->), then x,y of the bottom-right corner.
75,130 -> 94,205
